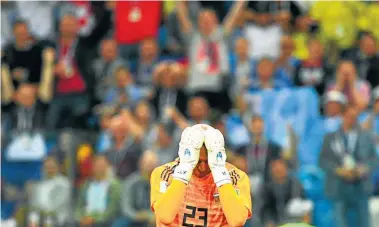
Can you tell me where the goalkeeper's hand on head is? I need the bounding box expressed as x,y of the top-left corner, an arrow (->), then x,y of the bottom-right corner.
204,128 -> 231,188
172,126 -> 204,184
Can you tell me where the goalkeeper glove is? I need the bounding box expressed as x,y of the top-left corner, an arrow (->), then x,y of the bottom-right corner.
204,128 -> 231,188
172,126 -> 204,184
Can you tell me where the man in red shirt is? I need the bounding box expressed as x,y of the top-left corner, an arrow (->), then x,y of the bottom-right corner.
47,3 -> 111,129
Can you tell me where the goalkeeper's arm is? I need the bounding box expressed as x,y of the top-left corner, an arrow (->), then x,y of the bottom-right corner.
152,179 -> 187,224
204,128 -> 251,227
219,183 -> 249,226
153,126 -> 205,225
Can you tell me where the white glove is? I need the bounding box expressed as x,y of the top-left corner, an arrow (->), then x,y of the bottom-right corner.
172,126 -> 205,184
204,128 -> 231,187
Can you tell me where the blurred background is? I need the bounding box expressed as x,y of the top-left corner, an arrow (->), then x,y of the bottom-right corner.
1,1 -> 379,227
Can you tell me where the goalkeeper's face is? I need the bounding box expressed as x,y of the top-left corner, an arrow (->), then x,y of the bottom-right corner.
193,145 -> 211,178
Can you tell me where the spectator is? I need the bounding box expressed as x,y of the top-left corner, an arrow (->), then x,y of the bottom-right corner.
275,35 -> 300,80
151,62 -> 188,120
47,7 -> 112,129
323,91 -> 347,118
176,1 -> 245,112
75,155 -> 121,227
261,159 -> 311,226
95,105 -> 117,153
229,37 -> 256,100
327,60 -> 371,111
118,151 -> 158,227
166,96 -> 211,129
246,1 -> 304,30
294,38 -> 332,96
134,101 -> 156,142
120,101 -> 157,150
249,58 -> 291,93
92,39 -> 128,104
132,38 -> 160,88
2,79 -> 51,134
244,3 -> 283,60
58,1 -> 96,36
28,156 -> 71,226
1,82 -> 52,133
342,33 -> 379,88
2,20 -> 47,88
362,86 -> 379,155
236,115 -> 282,194
357,2 -> 379,43
103,66 -> 150,107
320,106 -> 377,227
104,116 -> 142,179
273,9 -> 292,34
1,46 -> 54,161
149,123 -> 178,165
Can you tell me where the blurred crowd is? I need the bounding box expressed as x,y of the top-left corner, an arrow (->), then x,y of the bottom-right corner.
1,1 -> 379,227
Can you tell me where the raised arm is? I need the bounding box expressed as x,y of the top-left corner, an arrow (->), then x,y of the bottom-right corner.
38,48 -> 55,103
1,63 -> 14,104
167,107 -> 190,129
176,1 -> 194,34
81,5 -> 112,47
223,0 -> 247,35
361,112 -> 375,130
120,108 -> 145,141
350,82 -> 370,111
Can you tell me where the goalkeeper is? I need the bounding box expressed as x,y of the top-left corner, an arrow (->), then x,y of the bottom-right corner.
150,124 -> 252,227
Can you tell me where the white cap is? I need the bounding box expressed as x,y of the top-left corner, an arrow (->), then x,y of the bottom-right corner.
373,86 -> 379,101
323,90 -> 347,106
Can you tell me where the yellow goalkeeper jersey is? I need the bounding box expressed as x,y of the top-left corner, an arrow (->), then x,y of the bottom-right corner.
150,160 -> 252,227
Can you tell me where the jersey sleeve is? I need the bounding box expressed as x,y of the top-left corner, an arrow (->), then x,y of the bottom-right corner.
150,162 -> 177,212
232,169 -> 252,218
150,166 -> 164,212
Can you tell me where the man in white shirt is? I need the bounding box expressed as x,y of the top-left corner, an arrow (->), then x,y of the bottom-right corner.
244,4 -> 283,60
